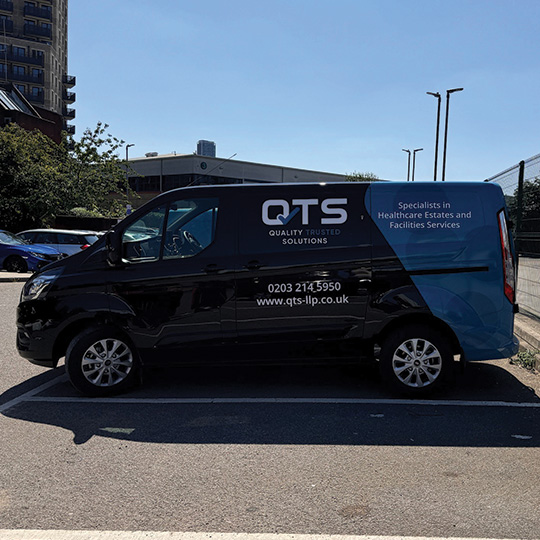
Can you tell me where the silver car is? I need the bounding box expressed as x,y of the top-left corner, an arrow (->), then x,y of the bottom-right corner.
17,229 -> 100,257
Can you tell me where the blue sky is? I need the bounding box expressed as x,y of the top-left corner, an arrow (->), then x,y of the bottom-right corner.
69,0 -> 540,181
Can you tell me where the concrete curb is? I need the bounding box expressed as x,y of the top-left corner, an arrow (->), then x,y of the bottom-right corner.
0,272 -> 30,282
513,312 -> 540,370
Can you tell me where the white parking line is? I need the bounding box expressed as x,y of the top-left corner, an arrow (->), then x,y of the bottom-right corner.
0,531 -> 521,540
0,373 -> 68,414
1,375 -> 540,413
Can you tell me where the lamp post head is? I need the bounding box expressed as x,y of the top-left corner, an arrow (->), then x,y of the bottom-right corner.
426,91 -> 441,99
447,87 -> 464,95
413,148 -> 423,153
402,148 -> 411,154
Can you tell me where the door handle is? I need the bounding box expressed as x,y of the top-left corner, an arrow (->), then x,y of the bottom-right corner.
204,264 -> 224,273
244,260 -> 262,271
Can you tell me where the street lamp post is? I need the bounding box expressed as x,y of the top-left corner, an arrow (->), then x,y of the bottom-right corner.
412,148 -> 423,182
402,149 -> 411,181
441,87 -> 463,182
125,143 -> 134,212
426,91 -> 441,181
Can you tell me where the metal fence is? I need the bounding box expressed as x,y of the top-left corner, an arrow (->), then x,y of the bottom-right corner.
486,153 -> 540,318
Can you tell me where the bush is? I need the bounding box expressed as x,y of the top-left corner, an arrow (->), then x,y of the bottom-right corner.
510,349 -> 538,371
70,207 -> 104,218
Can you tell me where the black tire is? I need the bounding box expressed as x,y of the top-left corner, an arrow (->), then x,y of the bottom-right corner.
4,255 -> 28,273
379,324 -> 452,395
65,327 -> 139,396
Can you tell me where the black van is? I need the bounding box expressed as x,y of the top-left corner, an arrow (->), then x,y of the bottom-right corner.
16,182 -> 519,396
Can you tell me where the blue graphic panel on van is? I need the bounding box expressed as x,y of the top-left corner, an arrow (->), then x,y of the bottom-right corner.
366,182 -> 516,361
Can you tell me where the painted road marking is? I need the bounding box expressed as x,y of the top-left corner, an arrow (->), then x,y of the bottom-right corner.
1,374 -> 540,413
0,531 -> 521,540
0,374 -> 68,414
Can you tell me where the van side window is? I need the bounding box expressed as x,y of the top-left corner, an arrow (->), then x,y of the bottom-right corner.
163,198 -> 218,260
122,205 -> 167,263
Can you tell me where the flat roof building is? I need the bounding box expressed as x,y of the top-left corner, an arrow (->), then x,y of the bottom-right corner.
127,152 -> 348,208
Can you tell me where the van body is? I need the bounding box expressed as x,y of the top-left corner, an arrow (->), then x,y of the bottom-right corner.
16,182 -> 519,395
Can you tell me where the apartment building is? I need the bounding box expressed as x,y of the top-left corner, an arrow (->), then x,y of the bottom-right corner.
0,0 -> 75,134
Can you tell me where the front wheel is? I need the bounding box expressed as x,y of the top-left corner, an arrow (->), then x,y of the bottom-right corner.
4,255 -> 28,273
66,327 -> 139,396
379,324 -> 452,395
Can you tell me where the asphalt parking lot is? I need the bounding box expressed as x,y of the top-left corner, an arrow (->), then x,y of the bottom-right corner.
1,281 -> 540,539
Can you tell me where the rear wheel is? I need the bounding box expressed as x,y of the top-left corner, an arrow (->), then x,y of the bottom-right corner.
379,324 -> 452,395
4,255 -> 28,273
66,327 -> 139,396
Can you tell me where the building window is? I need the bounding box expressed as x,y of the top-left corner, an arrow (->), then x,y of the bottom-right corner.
31,86 -> 41,97
0,63 -> 6,75
40,22 -> 51,30
12,65 -> 25,75
129,176 -> 161,192
15,84 -> 26,93
13,46 -> 25,57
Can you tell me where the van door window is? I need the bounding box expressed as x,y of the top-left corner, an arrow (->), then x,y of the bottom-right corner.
163,199 -> 218,260
121,198 -> 218,263
122,205 -> 167,263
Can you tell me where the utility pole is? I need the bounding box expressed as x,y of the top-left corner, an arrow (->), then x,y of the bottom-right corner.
426,91 -> 441,180
441,88 -> 463,181
402,149 -> 411,181
412,148 -> 423,182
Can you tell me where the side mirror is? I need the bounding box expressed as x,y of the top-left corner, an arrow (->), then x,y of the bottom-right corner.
106,229 -> 123,266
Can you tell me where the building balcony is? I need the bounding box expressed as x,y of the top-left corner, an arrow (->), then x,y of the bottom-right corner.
62,107 -> 75,119
0,19 -> 13,32
25,91 -> 44,104
0,0 -> 13,12
9,71 -> 44,84
24,5 -> 52,20
24,23 -> 52,38
62,90 -> 76,103
62,74 -> 76,87
63,124 -> 75,135
7,51 -> 44,66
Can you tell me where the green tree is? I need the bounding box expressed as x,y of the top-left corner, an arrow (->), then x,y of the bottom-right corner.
346,171 -> 380,182
510,177 -> 540,221
0,122 -> 129,231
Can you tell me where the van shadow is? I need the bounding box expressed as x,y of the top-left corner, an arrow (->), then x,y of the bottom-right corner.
2,362 -> 539,447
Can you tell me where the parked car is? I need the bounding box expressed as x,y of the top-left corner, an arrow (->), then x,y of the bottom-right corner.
0,230 -> 63,273
17,229 -> 100,257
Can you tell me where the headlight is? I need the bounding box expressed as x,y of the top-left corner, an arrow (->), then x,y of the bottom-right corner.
21,268 -> 63,302
28,251 -> 44,259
